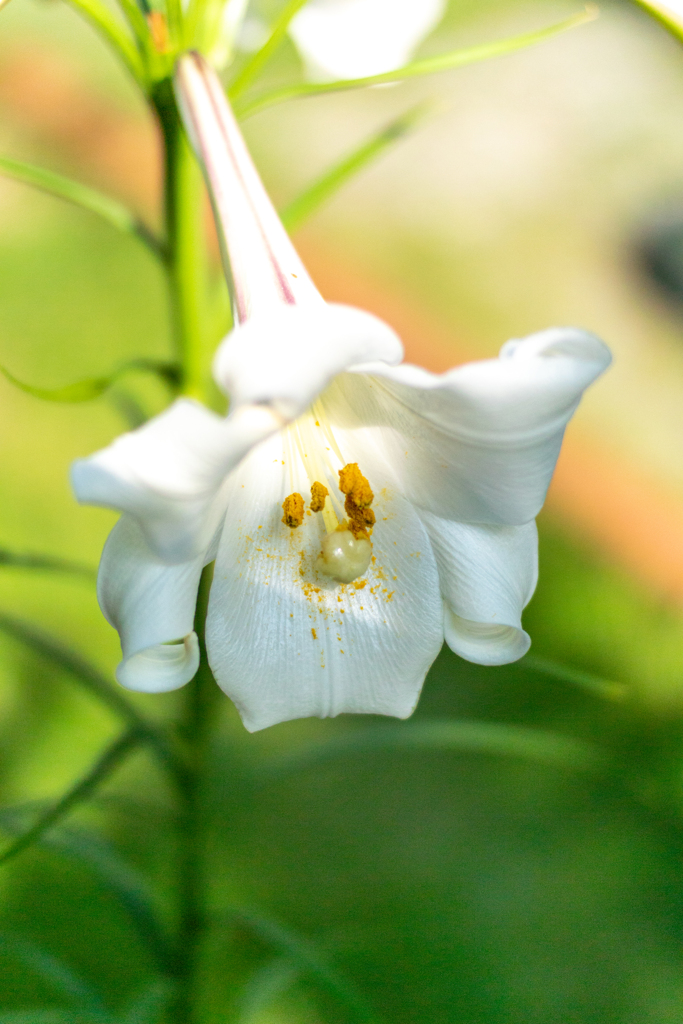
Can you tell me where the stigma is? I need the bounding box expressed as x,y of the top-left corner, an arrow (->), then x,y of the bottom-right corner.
281,462 -> 375,585
316,525 -> 372,583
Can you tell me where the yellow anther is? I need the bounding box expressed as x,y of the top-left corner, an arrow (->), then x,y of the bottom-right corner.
282,493 -> 304,528
147,11 -> 169,52
338,463 -> 373,507
338,463 -> 375,538
310,481 -> 329,513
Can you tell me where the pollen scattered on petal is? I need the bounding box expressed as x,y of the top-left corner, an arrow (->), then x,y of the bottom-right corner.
339,463 -> 375,538
311,628 -> 317,640
282,492 -> 304,528
310,481 -> 329,513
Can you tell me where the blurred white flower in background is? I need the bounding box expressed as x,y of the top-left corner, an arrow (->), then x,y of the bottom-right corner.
289,0 -> 447,80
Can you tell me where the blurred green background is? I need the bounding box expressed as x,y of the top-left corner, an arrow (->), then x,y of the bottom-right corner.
1,0 -> 683,1021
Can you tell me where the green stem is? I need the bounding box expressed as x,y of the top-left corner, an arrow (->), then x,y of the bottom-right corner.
155,80 -> 208,399
155,77 -> 219,1022
172,565 -> 218,1024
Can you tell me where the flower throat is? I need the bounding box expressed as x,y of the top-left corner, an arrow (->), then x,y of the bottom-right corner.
281,416 -> 375,585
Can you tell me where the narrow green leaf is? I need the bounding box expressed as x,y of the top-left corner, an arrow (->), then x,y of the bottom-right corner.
280,102 -> 432,233
114,0 -> 151,46
0,729 -> 141,867
164,0 -> 184,45
47,829 -> 175,976
0,933 -> 111,1021
0,157 -> 163,257
0,818 -> 175,976
630,0 -> 683,45
0,614 -> 186,789
61,0 -> 145,84
259,720 -> 610,783
228,910 -> 382,1024
0,549 -> 96,579
108,387 -> 152,429
236,6 -> 598,118
0,357 -> 180,404
237,957 -> 300,1024
521,655 -> 628,701
229,0 -> 310,98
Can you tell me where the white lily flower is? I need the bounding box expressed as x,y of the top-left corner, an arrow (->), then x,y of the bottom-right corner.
289,0 -> 447,80
71,53 -> 611,732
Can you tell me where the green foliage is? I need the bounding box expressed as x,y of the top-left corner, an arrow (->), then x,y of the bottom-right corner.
280,103 -> 433,233
229,0 -> 311,98
235,7 -> 599,118
0,158 -> 163,258
0,358 -> 180,405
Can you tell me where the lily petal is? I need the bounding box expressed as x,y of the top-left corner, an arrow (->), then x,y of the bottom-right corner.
290,0 -> 447,80
205,430 -> 443,731
71,398 -> 283,562
420,510 -> 537,665
98,516 -> 207,692
323,327 -> 611,525
213,301 -> 403,420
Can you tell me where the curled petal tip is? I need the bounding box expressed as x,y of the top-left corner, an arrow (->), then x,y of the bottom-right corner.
116,634 -> 200,693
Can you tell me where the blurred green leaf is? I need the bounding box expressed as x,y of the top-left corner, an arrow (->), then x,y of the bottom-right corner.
0,358 -> 180,404
0,614 -> 185,787
229,0 -> 309,98
630,0 -> 683,45
0,729 -> 142,868
0,1013 -> 81,1023
259,719 -> 610,783
236,7 -> 598,118
0,158 -> 161,256
280,102 -> 433,233
521,654 -> 628,701
115,0 -> 150,47
61,0 -> 145,83
107,387 -> 152,429
228,909 -> 383,1024
45,829 -> 175,977
236,957 -> 300,1024
0,933 -> 111,1021
0,817 -> 175,976
0,549 -> 95,579
120,979 -> 173,1023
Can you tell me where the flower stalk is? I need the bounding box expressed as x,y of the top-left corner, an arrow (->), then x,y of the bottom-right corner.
173,565 -> 218,1024
153,74 -> 220,1021
154,79 -> 211,399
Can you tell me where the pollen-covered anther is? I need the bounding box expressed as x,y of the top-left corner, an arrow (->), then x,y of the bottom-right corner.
310,481 -> 329,513
282,492 -> 304,528
338,463 -> 375,538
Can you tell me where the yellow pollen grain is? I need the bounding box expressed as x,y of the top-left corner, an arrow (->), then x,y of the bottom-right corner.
282,493 -> 304,528
311,628 -> 317,640
310,481 -> 329,513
